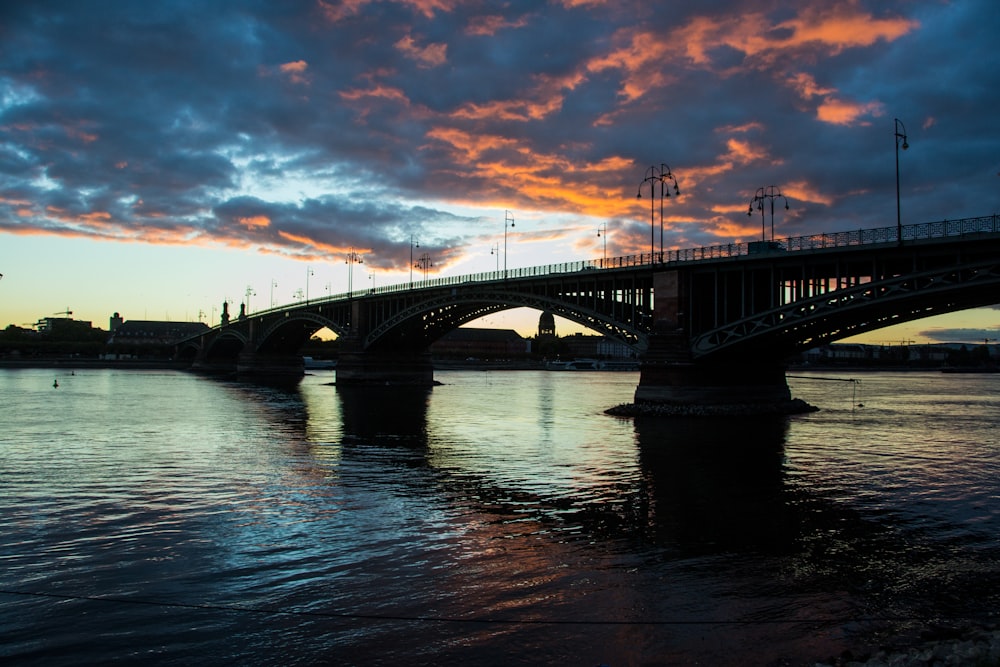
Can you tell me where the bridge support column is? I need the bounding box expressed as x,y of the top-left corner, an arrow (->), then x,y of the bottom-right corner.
630,330 -> 813,416
335,345 -> 435,386
236,352 -> 304,383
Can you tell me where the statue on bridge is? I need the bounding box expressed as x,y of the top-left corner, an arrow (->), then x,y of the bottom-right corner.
220,301 -> 229,326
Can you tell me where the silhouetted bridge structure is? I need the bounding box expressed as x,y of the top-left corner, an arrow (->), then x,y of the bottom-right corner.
176,215 -> 1000,409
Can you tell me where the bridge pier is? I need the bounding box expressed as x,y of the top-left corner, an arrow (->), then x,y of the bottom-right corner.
335,345 -> 435,386
236,352 -> 304,383
630,330 -> 811,415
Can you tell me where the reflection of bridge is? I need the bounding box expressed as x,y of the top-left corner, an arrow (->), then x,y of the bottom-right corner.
176,215 -> 1000,409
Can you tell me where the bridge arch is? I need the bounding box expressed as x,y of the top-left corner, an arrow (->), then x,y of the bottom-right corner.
256,311 -> 347,354
692,257 -> 1000,358
362,290 -> 650,353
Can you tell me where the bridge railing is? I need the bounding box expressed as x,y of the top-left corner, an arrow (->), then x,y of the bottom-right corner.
247,214 -> 1000,316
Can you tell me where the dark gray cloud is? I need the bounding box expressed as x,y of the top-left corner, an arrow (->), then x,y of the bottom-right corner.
916,328 -> 1000,344
1,0 -> 999,263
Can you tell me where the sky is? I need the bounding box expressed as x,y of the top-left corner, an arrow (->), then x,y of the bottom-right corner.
1,0 -> 998,345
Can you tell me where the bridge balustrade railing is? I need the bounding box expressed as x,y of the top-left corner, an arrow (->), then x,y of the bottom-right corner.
243,215 -> 999,319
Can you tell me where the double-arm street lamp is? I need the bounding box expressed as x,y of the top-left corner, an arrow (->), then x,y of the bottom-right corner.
894,117 -> 909,245
346,248 -> 364,293
415,252 -> 433,283
748,185 -> 789,242
637,164 -> 680,262
305,266 -> 314,303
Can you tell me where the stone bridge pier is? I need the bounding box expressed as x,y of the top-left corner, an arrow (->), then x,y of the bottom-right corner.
334,300 -> 435,386
632,270 -> 799,414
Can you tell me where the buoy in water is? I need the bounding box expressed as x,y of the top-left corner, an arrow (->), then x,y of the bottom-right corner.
53,379 -> 59,388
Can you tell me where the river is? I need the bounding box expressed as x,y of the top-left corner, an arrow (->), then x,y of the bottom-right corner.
1,367 -> 998,666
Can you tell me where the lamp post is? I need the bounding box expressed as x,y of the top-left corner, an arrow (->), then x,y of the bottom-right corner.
490,243 -> 499,271
597,222 -> 607,266
305,266 -> 314,303
415,252 -> 433,283
894,117 -> 909,245
636,164 -> 679,262
504,210 -> 515,278
747,186 -> 789,242
244,285 -> 255,314
409,234 -> 419,288
345,248 -> 364,293
270,279 -> 278,308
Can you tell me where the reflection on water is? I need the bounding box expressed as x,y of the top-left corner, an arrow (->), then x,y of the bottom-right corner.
1,369 -> 999,666
634,416 -> 789,554
337,385 -> 431,445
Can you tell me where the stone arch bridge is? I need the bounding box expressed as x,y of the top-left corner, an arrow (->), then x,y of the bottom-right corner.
176,215 -> 1000,410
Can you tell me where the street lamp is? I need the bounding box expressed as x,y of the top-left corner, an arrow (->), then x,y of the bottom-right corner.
409,234 -> 419,288
345,248 -> 364,293
597,222 -> 607,266
305,266 -> 314,303
504,210 -> 515,278
747,185 -> 789,242
415,252 -> 433,283
636,163 -> 679,262
894,117 -> 909,245
490,243 -> 499,271
270,279 -> 278,308
244,285 -> 255,314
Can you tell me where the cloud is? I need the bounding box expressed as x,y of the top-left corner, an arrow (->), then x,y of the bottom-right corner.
0,0 -> 996,271
917,327 -> 1000,344
395,34 -> 448,68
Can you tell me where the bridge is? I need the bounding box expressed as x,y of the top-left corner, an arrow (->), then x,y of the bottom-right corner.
175,214 -> 1000,411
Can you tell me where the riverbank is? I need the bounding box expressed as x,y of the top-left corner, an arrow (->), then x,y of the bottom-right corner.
0,358 -> 188,370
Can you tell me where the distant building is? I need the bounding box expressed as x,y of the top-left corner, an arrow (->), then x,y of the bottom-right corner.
35,316 -> 94,335
106,318 -> 209,347
431,327 -> 529,358
538,311 -> 556,338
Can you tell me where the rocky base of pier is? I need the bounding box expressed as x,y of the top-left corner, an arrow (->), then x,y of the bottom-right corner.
605,397 -> 819,418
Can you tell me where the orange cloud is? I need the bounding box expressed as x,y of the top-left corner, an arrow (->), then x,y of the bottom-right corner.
783,180 -> 834,207
425,127 -> 519,161
279,60 -> 310,85
675,6 -> 918,69
450,70 -> 584,122
816,97 -> 883,125
786,72 -> 835,100
317,0 -> 455,22
395,34 -> 447,67
316,0 -> 369,22
465,14 -> 529,36
339,84 -> 410,104
238,215 -> 271,229
587,29 -> 676,102
587,5 -> 919,116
